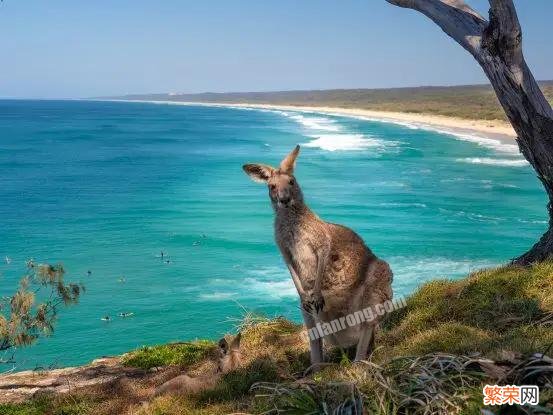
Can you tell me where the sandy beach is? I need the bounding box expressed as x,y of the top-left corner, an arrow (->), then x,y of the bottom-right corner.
209,103 -> 517,141
125,100 -> 517,143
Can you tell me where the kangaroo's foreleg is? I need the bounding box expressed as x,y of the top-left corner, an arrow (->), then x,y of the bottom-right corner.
286,263 -> 307,298
285,253 -> 324,366
354,324 -> 375,361
286,259 -> 320,314
305,240 -> 330,313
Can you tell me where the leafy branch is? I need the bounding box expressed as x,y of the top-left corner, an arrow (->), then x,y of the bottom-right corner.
0,263 -> 84,359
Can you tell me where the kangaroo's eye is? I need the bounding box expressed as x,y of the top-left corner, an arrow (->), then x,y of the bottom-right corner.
289,179 -> 295,186
269,184 -> 276,191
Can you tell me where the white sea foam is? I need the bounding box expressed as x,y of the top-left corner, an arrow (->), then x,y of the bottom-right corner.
374,181 -> 409,188
286,114 -> 341,132
295,110 -> 518,155
199,266 -> 296,302
243,277 -> 297,299
391,257 -> 498,296
199,292 -> 237,301
427,129 -> 519,154
457,157 -> 528,167
379,202 -> 427,208
241,266 -> 296,299
440,177 -> 470,183
273,111 -> 396,153
518,218 -> 548,225
438,207 -> 504,223
271,108 -> 518,156
303,133 -> 387,152
283,110 -> 519,156
332,112 -> 518,155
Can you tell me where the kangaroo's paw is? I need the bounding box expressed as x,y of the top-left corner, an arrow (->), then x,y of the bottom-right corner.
313,293 -> 325,313
302,292 -> 325,314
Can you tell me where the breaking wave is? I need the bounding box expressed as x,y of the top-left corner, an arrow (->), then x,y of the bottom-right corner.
457,157 -> 528,167
303,133 -> 388,152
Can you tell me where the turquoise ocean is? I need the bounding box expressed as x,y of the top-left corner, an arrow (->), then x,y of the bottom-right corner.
0,99 -> 547,370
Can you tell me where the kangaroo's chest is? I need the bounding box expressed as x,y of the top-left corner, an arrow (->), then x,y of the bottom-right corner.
275,222 -> 321,284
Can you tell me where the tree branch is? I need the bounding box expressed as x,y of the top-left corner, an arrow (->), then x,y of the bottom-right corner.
385,0 -> 487,56
482,0 -> 522,66
387,0 -> 553,263
489,0 -> 521,36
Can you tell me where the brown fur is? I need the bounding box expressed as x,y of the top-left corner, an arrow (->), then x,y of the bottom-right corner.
153,333 -> 241,397
244,146 -> 393,362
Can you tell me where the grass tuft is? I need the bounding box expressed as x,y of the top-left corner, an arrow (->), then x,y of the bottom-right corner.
380,263 -> 553,360
197,359 -> 280,404
122,340 -> 216,370
0,394 -> 94,415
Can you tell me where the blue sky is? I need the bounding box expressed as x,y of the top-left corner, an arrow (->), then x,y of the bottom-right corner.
1,0 -> 552,98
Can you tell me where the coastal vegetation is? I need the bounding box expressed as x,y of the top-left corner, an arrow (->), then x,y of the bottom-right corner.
2,262 -> 552,414
112,81 -> 553,122
0,263 -> 83,364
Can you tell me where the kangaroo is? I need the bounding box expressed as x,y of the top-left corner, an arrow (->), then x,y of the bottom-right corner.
243,145 -> 393,363
153,333 -> 242,397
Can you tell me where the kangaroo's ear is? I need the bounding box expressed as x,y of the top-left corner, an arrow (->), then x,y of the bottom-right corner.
242,164 -> 274,183
279,145 -> 300,174
218,337 -> 229,355
230,332 -> 241,351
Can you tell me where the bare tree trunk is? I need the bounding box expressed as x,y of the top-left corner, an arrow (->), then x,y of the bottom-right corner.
387,0 -> 553,264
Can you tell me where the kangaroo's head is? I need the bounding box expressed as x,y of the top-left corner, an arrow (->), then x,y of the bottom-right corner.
217,332 -> 242,373
243,145 -> 303,211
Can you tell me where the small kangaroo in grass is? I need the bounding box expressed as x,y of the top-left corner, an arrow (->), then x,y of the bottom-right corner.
153,333 -> 242,397
243,145 -> 393,363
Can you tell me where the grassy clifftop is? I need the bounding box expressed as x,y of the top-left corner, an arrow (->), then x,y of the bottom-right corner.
111,82 -> 553,121
2,263 -> 553,414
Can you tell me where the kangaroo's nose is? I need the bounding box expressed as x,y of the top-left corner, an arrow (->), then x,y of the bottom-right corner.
280,197 -> 290,205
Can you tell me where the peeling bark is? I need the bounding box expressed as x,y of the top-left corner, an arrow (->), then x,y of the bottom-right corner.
387,0 -> 553,264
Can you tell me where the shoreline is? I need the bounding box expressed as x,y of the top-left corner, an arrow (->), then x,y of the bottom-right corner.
109,99 -> 517,144
216,103 -> 517,142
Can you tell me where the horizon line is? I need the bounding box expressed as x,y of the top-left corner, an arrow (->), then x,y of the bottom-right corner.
2,79 -> 552,101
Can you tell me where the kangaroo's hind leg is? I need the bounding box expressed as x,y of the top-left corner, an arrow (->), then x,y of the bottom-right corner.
354,259 -> 393,361
354,323 -> 375,361
302,309 -> 324,366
